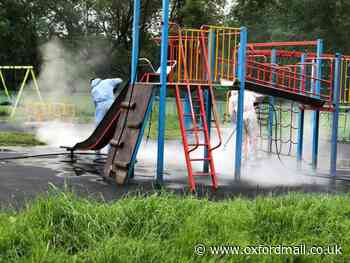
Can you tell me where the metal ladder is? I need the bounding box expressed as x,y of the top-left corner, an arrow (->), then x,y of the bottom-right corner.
175,84 -> 221,191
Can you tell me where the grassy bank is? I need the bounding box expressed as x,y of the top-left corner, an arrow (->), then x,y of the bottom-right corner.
0,132 -> 45,146
0,192 -> 349,262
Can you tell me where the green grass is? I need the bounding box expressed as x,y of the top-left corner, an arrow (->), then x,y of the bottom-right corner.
0,191 -> 349,262
0,132 -> 45,146
146,105 -> 181,140
0,106 -> 10,117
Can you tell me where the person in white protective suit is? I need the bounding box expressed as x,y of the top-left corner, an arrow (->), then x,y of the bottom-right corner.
90,78 -> 123,125
228,90 -> 262,160
90,78 -> 123,154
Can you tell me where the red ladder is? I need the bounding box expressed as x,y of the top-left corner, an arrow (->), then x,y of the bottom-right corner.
175,84 -> 219,192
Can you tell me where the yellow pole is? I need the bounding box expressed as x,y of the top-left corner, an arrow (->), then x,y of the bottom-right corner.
227,29 -> 231,80
221,29 -> 225,79
189,31 -> 194,80
30,68 -> 43,102
346,60 -> 350,104
215,31 -> 219,81
184,30 -> 188,78
10,68 -> 30,117
177,31 -> 182,82
340,59 -> 344,104
233,30 -> 238,80
0,70 -> 10,99
195,32 -> 200,80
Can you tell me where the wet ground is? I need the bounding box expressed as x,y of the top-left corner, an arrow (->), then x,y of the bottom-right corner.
1,122 -> 350,208
1,145 -> 350,209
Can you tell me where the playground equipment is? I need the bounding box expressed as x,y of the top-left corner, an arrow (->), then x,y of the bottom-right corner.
68,0 -> 346,191
0,66 -> 43,117
24,102 -> 76,122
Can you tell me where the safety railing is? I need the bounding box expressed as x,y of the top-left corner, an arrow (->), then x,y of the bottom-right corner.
246,58 -> 333,104
339,58 -> 350,105
167,24 -> 234,151
24,102 -> 76,122
166,25 -> 240,85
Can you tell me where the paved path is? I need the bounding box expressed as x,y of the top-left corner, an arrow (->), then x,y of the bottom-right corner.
0,146 -> 348,209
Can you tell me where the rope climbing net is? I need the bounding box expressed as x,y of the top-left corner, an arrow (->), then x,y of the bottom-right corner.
256,101 -> 300,156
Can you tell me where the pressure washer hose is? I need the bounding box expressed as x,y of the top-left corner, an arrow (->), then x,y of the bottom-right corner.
0,152 -> 107,161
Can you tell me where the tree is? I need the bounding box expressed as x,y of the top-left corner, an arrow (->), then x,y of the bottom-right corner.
228,0 -> 350,53
0,0 -> 41,67
171,0 -> 226,27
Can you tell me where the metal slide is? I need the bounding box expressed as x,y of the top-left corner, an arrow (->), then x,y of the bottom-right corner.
71,82 -> 130,151
104,84 -> 154,184
71,83 -> 155,185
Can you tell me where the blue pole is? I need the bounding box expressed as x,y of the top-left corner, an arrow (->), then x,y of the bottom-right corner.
234,27 -> 247,181
126,0 -> 141,179
315,39 -> 323,97
330,53 -> 341,176
183,96 -> 192,130
268,49 -> 276,153
297,53 -> 306,167
156,0 -> 170,185
131,0 -> 141,83
203,29 -> 216,173
128,95 -> 155,179
311,39 -> 323,170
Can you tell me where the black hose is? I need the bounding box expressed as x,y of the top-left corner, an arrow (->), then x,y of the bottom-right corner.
0,152 -> 107,161
146,100 -> 154,143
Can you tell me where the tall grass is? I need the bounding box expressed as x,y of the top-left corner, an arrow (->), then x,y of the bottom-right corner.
0,191 -> 349,262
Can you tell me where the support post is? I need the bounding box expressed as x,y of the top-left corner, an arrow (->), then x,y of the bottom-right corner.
10,68 -> 31,118
156,0 -> 170,185
234,27 -> 247,181
0,70 -> 10,99
203,29 -> 216,173
131,0 -> 141,83
311,39 -> 323,170
330,54 -> 341,176
297,53 -> 306,168
126,0 -> 141,178
30,68 -> 43,102
268,49 -> 276,153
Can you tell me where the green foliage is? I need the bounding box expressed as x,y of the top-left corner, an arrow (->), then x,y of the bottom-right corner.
0,192 -> 350,262
0,0 -> 41,82
175,0 -> 226,27
152,0 -> 229,30
2,0 -> 350,93
230,0 -> 350,53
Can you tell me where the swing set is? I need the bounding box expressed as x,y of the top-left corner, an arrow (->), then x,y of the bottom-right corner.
0,66 -> 42,117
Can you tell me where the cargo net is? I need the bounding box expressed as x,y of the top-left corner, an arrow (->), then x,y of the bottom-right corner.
255,102 -> 299,156
319,107 -> 350,143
